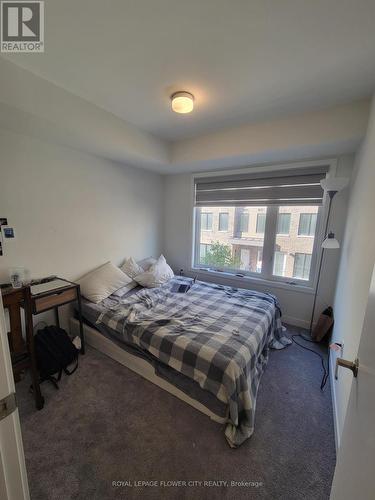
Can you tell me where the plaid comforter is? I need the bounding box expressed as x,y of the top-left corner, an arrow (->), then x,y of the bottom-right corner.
97,277 -> 291,447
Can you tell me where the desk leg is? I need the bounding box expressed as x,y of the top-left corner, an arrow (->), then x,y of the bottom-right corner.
30,354 -> 44,410
76,287 -> 85,355
24,288 -> 44,410
54,307 -> 60,328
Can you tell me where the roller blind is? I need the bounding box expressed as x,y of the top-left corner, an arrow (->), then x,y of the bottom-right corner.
194,166 -> 329,207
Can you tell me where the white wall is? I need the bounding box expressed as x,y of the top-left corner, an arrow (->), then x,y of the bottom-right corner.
163,155 -> 353,327
330,95 -> 375,445
0,58 -> 169,171
170,100 -> 369,173
0,128 -> 164,288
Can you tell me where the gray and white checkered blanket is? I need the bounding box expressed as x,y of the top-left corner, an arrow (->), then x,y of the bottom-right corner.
97,277 -> 291,447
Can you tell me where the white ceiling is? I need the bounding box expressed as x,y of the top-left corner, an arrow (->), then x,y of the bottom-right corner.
5,0 -> 375,142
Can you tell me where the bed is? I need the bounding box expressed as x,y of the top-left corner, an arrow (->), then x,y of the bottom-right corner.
70,276 -> 290,447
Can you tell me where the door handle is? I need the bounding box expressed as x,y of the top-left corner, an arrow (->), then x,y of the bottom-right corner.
335,357 -> 359,380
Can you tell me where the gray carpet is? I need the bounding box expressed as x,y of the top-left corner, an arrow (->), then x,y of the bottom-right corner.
16,325 -> 336,500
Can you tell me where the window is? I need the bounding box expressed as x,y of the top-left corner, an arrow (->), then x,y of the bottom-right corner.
236,246 -> 263,274
273,251 -> 286,277
273,206 -> 318,281
256,213 -> 266,234
293,253 -> 312,280
197,207 -> 266,273
239,212 -> 249,232
218,212 -> 229,231
201,212 -> 213,231
277,213 -> 291,235
199,243 -> 212,263
298,213 -> 317,236
240,248 -> 250,270
195,204 -> 320,283
194,165 -> 328,286
256,249 -> 263,273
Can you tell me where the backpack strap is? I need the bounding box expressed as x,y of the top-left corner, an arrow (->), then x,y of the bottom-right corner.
63,357 -> 79,376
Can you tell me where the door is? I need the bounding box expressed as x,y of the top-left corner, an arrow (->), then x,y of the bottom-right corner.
0,294 -> 30,500
330,263 -> 375,499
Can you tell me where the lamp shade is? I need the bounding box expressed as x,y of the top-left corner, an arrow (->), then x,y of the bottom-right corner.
322,232 -> 340,249
320,177 -> 349,193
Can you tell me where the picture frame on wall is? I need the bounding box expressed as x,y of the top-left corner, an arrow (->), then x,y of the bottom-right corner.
0,218 -> 12,255
3,227 -> 15,238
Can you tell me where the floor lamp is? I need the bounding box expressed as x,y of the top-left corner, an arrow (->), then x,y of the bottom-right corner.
308,177 -> 349,336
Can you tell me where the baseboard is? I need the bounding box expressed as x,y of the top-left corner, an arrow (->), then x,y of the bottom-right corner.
282,314 -> 310,329
329,352 -> 340,451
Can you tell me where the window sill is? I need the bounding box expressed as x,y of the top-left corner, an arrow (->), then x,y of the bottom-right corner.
190,267 -> 315,295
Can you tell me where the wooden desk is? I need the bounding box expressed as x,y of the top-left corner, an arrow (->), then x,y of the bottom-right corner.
2,286 -> 44,410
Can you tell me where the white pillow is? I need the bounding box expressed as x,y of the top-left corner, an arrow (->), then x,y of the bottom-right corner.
137,256 -> 157,271
78,262 -> 132,303
121,257 -> 144,279
134,255 -> 174,288
112,280 -> 138,297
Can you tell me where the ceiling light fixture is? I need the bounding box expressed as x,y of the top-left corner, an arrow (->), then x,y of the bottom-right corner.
171,91 -> 194,114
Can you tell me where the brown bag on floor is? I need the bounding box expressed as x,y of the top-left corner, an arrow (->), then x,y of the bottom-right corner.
312,307 -> 334,342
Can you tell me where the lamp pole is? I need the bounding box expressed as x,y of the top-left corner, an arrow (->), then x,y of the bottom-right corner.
308,190 -> 336,335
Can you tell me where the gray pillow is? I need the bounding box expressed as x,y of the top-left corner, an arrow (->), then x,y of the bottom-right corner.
137,256 -> 157,271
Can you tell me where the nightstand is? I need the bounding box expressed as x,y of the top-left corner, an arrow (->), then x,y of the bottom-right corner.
30,278 -> 85,354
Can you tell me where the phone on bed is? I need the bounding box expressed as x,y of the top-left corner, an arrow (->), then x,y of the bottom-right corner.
172,276 -> 197,293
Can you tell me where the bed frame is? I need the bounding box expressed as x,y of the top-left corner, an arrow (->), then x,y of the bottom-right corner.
69,317 -> 227,424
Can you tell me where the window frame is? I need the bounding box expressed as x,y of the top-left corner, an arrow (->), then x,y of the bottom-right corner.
190,159 -> 337,292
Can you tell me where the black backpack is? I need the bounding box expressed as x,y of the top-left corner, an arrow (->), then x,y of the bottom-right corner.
34,325 -> 79,388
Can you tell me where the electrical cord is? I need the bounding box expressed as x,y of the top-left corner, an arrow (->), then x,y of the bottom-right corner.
291,334 -> 329,391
